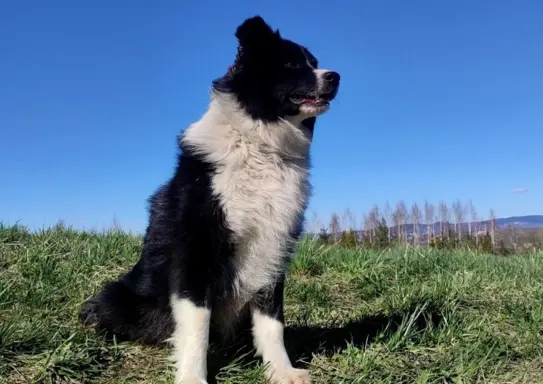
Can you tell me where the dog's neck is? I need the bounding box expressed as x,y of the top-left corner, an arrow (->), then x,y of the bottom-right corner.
181,91 -> 312,163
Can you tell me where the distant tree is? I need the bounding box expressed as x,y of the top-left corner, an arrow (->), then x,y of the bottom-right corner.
471,211 -> 480,246
362,213 -> 372,245
508,223 -> 518,252
368,205 -> 380,243
374,217 -> 390,249
439,201 -> 450,238
479,232 -> 493,253
452,199 -> 464,242
466,200 -> 476,238
424,200 -> 435,246
310,212 -> 321,240
489,209 -> 497,247
329,213 -> 340,240
339,229 -> 357,248
392,205 -> 401,243
497,239 -> 512,255
411,202 -> 421,246
318,227 -> 330,244
396,200 -> 408,244
342,208 -> 356,232
447,225 -> 458,249
383,201 -> 392,242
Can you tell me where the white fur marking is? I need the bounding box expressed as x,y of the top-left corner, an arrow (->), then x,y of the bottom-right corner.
252,310 -> 292,371
313,68 -> 331,91
182,92 -> 313,322
252,310 -> 312,383
170,295 -> 211,384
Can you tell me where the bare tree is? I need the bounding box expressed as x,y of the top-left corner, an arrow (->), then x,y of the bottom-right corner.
452,199 -> 464,241
466,200 -> 475,238
470,205 -> 479,244
383,201 -> 392,242
392,205 -> 401,242
310,212 -> 321,240
489,209 -> 496,247
424,200 -> 435,245
329,213 -> 341,240
508,224 -> 518,251
365,205 -> 380,243
396,200 -> 408,243
433,207 -> 440,237
362,213 -> 372,245
411,202 -> 421,246
438,200 -> 449,238
342,208 -> 356,232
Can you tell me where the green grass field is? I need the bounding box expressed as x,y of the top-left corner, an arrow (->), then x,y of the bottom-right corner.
1,224 -> 543,383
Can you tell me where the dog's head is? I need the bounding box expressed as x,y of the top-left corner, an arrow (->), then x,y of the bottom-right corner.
212,16 -> 340,127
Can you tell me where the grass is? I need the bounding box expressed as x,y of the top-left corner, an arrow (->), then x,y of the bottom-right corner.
1,224 -> 543,383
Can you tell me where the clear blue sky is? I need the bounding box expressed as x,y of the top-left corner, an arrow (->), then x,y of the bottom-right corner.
1,0 -> 542,232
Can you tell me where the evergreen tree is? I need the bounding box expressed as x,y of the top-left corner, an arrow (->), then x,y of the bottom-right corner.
479,232 -> 493,253
339,230 -> 357,248
374,218 -> 390,249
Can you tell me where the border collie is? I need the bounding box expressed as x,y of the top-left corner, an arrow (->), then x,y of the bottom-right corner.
80,15 -> 340,384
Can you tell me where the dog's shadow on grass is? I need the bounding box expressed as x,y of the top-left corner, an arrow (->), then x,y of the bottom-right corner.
207,308 -> 443,383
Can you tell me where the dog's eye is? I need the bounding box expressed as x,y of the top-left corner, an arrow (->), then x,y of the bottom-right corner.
284,62 -> 302,69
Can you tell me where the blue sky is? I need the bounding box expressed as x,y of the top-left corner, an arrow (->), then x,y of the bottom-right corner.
1,0 -> 542,232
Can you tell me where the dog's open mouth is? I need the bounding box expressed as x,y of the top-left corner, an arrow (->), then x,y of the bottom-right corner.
290,93 -> 333,106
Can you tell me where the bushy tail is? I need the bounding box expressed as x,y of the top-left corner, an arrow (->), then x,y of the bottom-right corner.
79,280 -> 174,345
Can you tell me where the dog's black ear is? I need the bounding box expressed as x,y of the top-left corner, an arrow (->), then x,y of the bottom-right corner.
235,16 -> 279,48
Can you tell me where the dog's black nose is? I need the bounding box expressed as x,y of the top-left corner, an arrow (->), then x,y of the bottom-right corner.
323,71 -> 340,85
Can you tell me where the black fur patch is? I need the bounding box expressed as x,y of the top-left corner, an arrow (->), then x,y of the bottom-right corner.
80,145 -> 236,343
212,16 -> 324,122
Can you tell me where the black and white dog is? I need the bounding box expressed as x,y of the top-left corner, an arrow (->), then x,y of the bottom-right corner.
80,15 -> 340,384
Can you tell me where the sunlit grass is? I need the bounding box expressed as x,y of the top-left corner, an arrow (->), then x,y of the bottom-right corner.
1,224 -> 543,383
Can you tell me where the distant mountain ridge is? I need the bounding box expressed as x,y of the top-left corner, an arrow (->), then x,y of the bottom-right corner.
492,215 -> 543,229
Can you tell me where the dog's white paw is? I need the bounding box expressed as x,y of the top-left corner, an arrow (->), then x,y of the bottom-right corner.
267,368 -> 311,384
176,378 -> 208,384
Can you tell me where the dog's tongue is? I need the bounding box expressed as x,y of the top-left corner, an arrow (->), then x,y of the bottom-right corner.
302,98 -> 317,104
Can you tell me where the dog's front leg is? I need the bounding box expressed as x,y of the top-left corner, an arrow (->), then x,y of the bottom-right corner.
170,294 -> 211,384
251,277 -> 311,384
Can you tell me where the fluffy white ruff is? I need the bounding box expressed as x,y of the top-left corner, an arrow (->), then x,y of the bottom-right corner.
182,92 -> 313,324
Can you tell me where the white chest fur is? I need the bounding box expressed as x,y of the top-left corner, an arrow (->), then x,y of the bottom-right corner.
212,141 -> 310,296
182,93 -> 312,301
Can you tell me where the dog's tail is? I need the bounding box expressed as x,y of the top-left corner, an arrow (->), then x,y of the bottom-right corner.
79,280 -> 174,345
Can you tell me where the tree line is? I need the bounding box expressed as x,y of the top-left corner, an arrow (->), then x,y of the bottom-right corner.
309,200 -> 542,255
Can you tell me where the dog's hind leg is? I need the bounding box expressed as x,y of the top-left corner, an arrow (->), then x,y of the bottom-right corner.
79,278 -> 174,345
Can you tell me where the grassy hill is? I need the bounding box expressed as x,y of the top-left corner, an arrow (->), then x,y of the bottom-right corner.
1,224 -> 543,383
